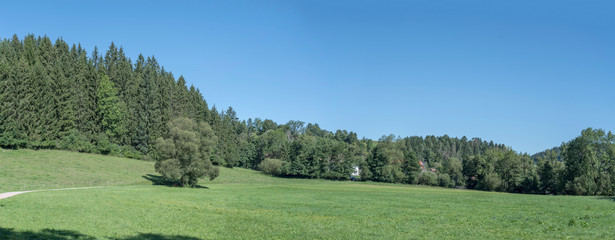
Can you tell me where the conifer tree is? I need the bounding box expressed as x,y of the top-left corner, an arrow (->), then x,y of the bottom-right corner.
96,74 -> 127,144
52,38 -> 77,140
133,54 -> 149,153
144,56 -> 163,150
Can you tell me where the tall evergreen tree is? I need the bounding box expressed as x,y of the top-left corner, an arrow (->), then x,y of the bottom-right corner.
96,74 -> 127,144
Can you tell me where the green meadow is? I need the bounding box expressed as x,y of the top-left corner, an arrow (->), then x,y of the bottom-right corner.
1,150 -> 614,239
0,149 -> 155,192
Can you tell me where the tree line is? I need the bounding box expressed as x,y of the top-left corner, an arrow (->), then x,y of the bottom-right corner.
1,34 -> 613,195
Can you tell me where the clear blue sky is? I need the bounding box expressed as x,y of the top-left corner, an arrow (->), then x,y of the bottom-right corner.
1,0 -> 613,154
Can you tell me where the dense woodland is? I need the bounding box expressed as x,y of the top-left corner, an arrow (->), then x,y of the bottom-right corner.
1,35 -> 614,195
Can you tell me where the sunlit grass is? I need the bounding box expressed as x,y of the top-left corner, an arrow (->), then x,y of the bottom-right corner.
1,150 -> 614,239
0,149 -> 155,191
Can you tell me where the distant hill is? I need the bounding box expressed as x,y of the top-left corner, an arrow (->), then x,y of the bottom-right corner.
531,146 -> 562,162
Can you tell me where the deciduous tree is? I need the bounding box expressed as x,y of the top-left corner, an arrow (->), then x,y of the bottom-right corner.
155,118 -> 219,187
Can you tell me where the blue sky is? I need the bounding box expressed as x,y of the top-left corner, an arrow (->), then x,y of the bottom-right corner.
1,0 -> 613,154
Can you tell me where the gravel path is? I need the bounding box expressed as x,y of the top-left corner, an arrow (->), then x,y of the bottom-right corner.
0,187 -> 103,200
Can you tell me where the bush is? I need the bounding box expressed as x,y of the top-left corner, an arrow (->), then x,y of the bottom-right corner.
258,158 -> 286,176
94,133 -> 111,154
29,140 -> 57,150
59,130 -> 96,153
121,145 -> 143,159
154,118 -> 219,187
109,143 -> 122,156
438,173 -> 454,188
404,171 -> 420,184
418,171 -> 438,186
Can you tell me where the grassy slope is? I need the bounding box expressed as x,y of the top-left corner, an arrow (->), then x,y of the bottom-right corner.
1,150 -> 615,239
0,149 -> 155,191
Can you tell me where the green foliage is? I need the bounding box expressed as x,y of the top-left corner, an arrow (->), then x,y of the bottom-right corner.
438,173 -> 454,188
442,157 -> 463,186
94,133 -> 112,155
496,149 -> 522,192
59,130 -> 96,153
520,174 -> 540,194
418,171 -> 438,186
563,128 -> 615,195
462,156 -> 479,188
120,145 -> 143,160
538,149 -> 563,194
481,172 -> 502,191
365,138 -> 405,183
213,106 -> 242,167
260,129 -> 289,160
401,152 -> 420,184
258,158 -> 286,176
154,117 -> 219,187
96,74 -> 127,143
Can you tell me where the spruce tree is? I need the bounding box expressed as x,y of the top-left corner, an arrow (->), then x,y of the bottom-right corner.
96,74 -> 127,144
133,54 -> 149,153
144,56 -> 163,150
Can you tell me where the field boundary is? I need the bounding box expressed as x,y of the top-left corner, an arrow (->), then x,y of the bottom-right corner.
0,186 -> 103,200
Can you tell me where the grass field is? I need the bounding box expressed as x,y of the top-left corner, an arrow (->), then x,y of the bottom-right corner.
0,149 -> 155,192
1,150 -> 614,239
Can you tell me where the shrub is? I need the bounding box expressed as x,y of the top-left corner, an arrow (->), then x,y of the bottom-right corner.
438,173 -> 454,188
60,130 -> 96,153
404,171 -> 419,184
418,171 -> 438,186
154,118 -> 219,187
258,158 -> 286,176
109,143 -> 122,156
29,140 -> 57,150
121,145 -> 143,159
94,133 -> 111,154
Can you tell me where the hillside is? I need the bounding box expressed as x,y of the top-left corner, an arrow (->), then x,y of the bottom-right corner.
0,149 -> 155,192
531,146 -> 562,162
0,149 -> 310,191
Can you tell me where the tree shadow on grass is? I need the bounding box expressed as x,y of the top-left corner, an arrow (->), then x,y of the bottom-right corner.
113,233 -> 203,240
142,174 -> 209,189
0,227 -> 96,240
142,174 -> 175,186
0,227 -> 204,240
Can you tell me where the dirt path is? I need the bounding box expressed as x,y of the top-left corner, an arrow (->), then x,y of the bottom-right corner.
0,187 -> 103,200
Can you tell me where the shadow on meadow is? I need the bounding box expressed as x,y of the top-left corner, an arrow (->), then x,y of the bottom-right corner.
141,174 -> 208,189
113,233 -> 203,240
0,227 -> 96,240
0,227 -> 203,240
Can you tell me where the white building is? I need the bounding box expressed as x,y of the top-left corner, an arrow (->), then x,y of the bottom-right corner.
351,166 -> 360,177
